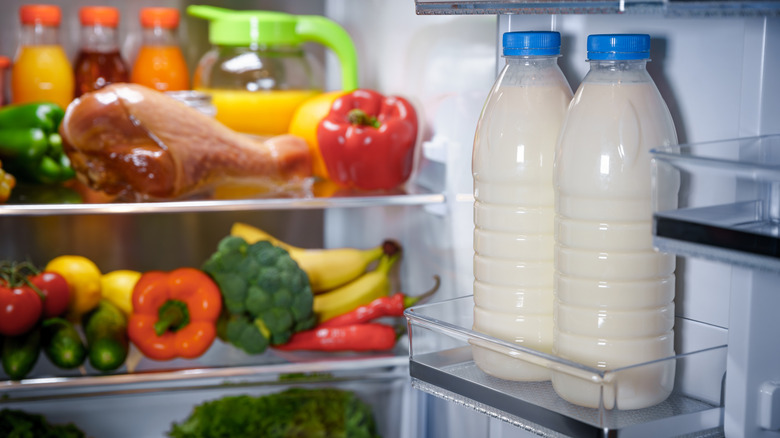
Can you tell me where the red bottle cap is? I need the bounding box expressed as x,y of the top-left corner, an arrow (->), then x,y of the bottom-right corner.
80,6 -> 120,27
0,56 -> 9,69
140,7 -> 180,29
20,4 -> 62,26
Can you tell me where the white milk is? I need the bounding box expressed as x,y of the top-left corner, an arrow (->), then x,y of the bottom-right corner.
472,32 -> 572,382
552,35 -> 680,410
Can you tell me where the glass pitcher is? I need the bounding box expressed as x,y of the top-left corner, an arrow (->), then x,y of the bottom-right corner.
187,6 -> 358,136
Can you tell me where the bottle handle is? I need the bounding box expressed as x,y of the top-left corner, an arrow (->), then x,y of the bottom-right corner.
296,15 -> 358,91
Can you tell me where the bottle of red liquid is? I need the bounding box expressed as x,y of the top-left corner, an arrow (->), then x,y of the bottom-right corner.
73,6 -> 129,97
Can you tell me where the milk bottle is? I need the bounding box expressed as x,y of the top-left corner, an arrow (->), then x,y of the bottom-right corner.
552,34 -> 679,409
472,31 -> 573,381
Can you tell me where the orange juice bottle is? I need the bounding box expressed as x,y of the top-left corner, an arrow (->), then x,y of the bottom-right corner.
11,4 -> 74,109
131,7 -> 189,92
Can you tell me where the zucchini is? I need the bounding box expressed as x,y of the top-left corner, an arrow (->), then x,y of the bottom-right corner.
82,300 -> 128,372
42,317 -> 87,369
2,326 -> 41,380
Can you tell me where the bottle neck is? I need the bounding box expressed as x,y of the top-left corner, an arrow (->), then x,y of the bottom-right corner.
19,23 -> 61,46
588,58 -> 648,72
141,27 -> 179,47
504,55 -> 561,67
80,25 -> 120,52
584,58 -> 651,83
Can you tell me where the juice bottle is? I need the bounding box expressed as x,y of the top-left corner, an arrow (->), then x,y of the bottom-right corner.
11,4 -> 74,109
471,31 -> 572,381
131,7 -> 190,92
552,34 -> 680,409
0,56 -> 9,106
73,6 -> 129,98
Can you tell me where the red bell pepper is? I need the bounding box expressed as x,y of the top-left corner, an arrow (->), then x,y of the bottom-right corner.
317,89 -> 418,191
128,268 -> 222,361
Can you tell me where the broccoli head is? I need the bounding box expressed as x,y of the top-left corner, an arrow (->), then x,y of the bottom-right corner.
203,236 -> 316,354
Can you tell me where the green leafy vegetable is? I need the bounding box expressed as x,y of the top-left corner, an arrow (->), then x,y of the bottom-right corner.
0,409 -> 86,438
168,388 -> 381,438
203,236 -> 317,354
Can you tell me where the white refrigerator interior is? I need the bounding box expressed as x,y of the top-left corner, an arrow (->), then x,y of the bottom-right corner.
0,0 -> 779,436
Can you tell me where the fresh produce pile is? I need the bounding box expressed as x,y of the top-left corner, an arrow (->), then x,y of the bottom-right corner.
0,85 -> 419,204
0,408 -> 86,438
1,223 -> 437,381
168,388 -> 380,438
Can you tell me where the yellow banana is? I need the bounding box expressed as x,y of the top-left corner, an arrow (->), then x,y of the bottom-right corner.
313,251 -> 400,322
230,222 -> 391,293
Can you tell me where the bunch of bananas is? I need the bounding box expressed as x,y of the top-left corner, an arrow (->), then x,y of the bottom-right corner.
230,223 -> 401,323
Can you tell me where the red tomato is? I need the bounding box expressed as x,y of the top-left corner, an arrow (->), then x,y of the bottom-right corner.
30,271 -> 70,318
0,284 -> 43,336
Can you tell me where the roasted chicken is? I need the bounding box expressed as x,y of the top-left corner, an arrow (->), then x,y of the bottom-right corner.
60,83 -> 312,201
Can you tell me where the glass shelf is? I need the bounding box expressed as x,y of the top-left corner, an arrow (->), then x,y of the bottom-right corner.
0,184 -> 445,216
414,0 -> 780,16
405,296 -> 728,437
0,339 -> 410,403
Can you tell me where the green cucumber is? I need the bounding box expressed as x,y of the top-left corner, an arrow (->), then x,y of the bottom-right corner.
82,300 -> 128,372
2,326 -> 41,380
42,317 -> 87,369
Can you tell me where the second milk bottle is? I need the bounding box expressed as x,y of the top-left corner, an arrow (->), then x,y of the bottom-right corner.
472,31 -> 572,381
553,34 -> 679,409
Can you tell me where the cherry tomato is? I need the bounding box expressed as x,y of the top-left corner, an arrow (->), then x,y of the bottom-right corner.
0,284 -> 43,336
30,271 -> 70,318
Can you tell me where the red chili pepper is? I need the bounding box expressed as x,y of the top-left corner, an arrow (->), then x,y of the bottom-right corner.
128,268 -> 222,361
274,323 -> 400,352
320,275 -> 440,328
317,89 -> 419,191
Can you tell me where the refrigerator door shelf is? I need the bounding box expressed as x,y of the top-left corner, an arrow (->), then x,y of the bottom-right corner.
405,295 -> 728,437
651,134 -> 780,438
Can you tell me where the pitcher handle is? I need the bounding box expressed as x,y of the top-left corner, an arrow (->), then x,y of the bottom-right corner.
296,15 -> 358,91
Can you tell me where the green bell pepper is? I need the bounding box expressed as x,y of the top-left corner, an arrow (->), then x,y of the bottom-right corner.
0,102 -> 74,184
0,102 -> 65,132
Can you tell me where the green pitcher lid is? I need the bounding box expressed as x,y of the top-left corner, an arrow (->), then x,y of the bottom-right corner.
187,5 -> 302,46
187,5 -> 359,91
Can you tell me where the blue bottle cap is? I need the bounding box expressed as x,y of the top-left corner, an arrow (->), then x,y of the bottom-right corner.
587,34 -> 651,60
503,31 -> 561,56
